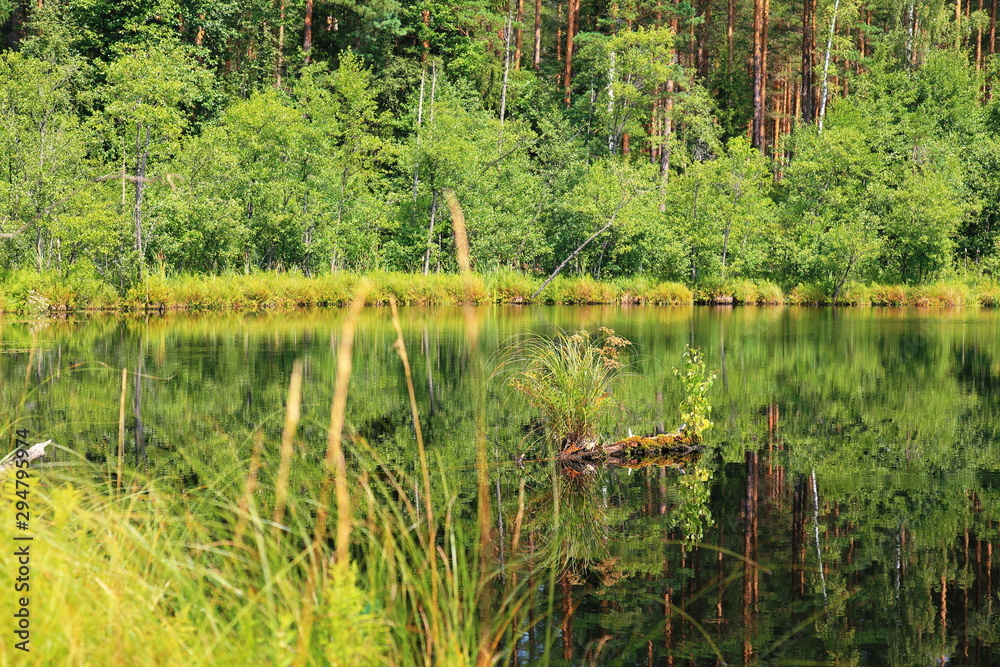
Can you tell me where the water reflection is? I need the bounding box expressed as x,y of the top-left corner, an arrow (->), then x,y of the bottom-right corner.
3,306 -> 1000,664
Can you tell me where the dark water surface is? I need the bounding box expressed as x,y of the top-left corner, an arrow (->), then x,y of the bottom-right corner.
6,305 -> 1000,665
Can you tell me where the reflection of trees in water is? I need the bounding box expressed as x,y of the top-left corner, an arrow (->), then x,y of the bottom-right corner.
512,430 -> 1000,665
510,458 -> 718,663
8,309 -> 1000,663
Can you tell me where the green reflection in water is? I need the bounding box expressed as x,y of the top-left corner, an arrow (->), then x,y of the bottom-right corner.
4,305 -> 1000,665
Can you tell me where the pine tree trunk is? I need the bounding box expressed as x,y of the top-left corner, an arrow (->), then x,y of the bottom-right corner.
697,0 -> 711,79
977,0 -> 984,70
859,7 -> 866,61
515,0 -> 525,70
564,0 -> 578,106
991,0 -> 997,55
557,1 -> 563,63
423,9 -> 431,61
957,0 -> 963,41
763,0 -> 770,141
728,0 -> 736,69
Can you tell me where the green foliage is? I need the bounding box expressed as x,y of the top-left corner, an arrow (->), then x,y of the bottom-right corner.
672,345 -> 716,438
2,0 -> 1000,294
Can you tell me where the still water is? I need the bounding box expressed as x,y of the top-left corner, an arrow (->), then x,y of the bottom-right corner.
6,305 -> 1000,665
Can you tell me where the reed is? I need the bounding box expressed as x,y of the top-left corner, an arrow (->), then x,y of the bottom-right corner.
835,283 -> 872,306
911,281 -> 972,307
0,450 -> 388,665
487,269 -> 538,303
271,360 -> 303,532
615,275 -> 653,304
869,283 -> 910,306
542,275 -> 619,305
649,281 -> 695,305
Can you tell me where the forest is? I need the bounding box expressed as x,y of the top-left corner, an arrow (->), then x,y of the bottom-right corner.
2,0 -> 1000,301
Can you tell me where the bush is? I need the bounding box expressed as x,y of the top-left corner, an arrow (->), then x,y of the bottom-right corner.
673,345 -> 717,439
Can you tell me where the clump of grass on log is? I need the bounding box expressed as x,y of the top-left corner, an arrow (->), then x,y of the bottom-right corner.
505,328 -> 630,451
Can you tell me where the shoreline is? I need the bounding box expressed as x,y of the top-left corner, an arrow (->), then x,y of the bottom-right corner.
1,271 -> 998,314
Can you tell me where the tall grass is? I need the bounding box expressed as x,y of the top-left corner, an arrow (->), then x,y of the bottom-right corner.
788,283 -> 829,305
978,282 -> 1000,307
503,328 -> 631,451
617,277 -> 693,305
0,455 -> 388,665
6,269 -> 1000,313
693,279 -> 785,305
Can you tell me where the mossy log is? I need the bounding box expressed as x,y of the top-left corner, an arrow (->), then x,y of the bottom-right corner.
557,429 -> 701,466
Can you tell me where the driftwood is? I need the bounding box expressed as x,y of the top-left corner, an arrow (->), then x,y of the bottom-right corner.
0,441 -> 52,474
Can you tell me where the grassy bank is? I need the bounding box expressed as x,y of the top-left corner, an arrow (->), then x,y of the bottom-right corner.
1,269 -> 999,313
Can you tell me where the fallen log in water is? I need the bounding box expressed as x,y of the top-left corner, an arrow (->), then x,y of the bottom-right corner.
557,429 -> 701,466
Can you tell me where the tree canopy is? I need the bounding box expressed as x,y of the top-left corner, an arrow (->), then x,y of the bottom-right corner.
0,0 -> 998,287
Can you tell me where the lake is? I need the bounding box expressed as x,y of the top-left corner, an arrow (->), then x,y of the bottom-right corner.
6,305 -> 1000,665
